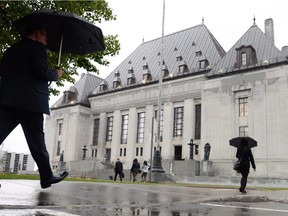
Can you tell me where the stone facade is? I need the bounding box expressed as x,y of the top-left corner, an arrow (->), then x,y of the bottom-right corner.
46,19 -> 288,179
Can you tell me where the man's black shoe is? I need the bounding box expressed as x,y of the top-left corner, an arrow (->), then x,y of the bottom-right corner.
41,171 -> 69,189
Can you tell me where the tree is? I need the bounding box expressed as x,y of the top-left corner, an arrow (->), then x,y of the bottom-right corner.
0,1 -> 120,95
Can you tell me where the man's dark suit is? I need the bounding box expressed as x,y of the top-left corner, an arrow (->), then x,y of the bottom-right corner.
0,37 -> 58,184
114,160 -> 123,181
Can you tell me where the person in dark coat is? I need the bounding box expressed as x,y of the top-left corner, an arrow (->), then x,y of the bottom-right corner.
0,23 -> 68,189
130,158 -> 140,182
236,139 -> 256,194
114,158 -> 123,181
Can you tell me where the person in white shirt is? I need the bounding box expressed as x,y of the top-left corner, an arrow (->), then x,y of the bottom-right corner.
141,160 -> 150,182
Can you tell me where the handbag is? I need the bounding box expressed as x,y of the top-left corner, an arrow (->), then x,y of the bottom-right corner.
233,148 -> 246,172
233,160 -> 241,172
120,172 -> 125,178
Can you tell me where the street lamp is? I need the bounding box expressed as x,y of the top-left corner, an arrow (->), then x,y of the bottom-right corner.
82,145 -> 88,160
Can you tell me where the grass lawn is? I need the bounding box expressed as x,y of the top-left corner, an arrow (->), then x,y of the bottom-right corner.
1,173 -> 287,191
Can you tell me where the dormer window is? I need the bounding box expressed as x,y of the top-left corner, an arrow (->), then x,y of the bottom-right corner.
234,45 -> 257,68
113,71 -> 121,89
178,60 -> 188,73
176,55 -> 183,61
199,59 -> 209,69
142,69 -> 152,83
143,62 -> 149,70
127,67 -> 136,85
99,81 -> 108,91
62,86 -> 78,104
128,66 -> 134,74
196,51 -> 202,56
127,75 -> 136,85
113,79 -> 121,88
162,64 -> 170,78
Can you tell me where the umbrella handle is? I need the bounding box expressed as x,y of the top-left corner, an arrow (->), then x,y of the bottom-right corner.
57,34 -> 63,67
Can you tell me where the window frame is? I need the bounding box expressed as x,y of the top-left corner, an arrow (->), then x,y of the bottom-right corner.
239,126 -> 248,136
241,52 -> 247,66
137,112 -> 145,143
121,114 -> 129,144
92,118 -> 100,145
173,107 -> 184,137
195,104 -> 201,140
239,97 -> 248,117
106,116 -> 114,142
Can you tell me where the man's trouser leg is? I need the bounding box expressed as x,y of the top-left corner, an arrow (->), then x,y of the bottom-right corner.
19,109 -> 53,182
0,105 -> 18,145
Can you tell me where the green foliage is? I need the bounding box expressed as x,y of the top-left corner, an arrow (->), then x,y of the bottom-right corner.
0,0 -> 120,95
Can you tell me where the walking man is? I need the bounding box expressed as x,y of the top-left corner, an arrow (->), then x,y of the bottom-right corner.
114,158 -> 123,181
0,23 -> 68,189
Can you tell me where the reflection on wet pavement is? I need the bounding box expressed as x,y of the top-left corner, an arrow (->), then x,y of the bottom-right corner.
1,180 -> 288,216
0,209 -> 78,216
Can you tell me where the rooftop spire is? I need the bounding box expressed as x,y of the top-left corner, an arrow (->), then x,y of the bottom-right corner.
202,16 -> 204,24
253,14 -> 256,25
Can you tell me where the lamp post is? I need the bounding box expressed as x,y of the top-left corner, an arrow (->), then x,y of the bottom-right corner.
187,139 -> 196,160
82,145 -> 88,160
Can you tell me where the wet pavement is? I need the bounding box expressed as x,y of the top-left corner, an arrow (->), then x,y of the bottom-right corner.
1,179 -> 288,215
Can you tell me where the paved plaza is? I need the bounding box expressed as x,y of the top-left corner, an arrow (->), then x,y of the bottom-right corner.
1,179 -> 288,215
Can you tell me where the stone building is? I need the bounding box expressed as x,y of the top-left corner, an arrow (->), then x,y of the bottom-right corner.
0,150 -> 35,173
46,18 -> 288,179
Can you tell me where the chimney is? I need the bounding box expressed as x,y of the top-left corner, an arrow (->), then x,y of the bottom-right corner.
265,18 -> 274,45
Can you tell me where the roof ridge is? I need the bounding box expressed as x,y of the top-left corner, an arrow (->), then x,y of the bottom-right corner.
140,24 -> 206,46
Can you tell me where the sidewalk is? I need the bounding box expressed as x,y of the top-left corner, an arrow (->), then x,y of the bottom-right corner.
1,179 -> 288,216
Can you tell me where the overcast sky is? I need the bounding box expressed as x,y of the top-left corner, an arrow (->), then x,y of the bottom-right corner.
2,0 -> 288,153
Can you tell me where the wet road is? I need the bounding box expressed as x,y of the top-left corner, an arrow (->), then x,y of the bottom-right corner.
1,180 -> 288,215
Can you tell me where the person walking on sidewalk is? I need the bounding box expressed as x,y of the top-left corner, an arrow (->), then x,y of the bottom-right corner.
130,158 -> 140,182
141,160 -> 150,182
0,23 -> 68,189
114,158 -> 123,181
236,139 -> 256,194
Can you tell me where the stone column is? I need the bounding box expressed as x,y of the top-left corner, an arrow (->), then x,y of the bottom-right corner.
98,112 -> 107,160
183,98 -> 194,159
162,102 -> 173,159
111,110 -> 121,161
144,105 -> 154,161
127,108 -> 137,163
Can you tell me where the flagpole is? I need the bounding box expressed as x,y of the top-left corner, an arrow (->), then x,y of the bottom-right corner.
151,0 -> 166,182
156,0 -> 165,150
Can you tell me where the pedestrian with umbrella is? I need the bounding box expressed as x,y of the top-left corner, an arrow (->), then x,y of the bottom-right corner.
230,137 -> 256,194
0,23 -> 68,189
0,9 -> 105,189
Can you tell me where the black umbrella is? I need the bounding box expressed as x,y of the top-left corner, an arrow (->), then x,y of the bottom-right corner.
13,9 -> 105,66
229,136 -> 257,148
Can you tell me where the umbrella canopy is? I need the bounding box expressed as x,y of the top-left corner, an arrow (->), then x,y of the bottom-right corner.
229,136 -> 257,148
13,9 -> 105,65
